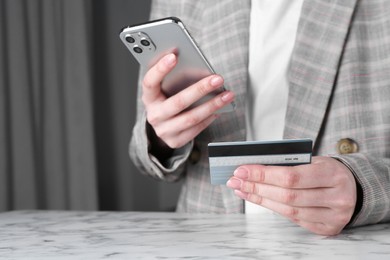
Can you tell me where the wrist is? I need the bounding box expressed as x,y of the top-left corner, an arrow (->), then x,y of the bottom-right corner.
146,123 -> 174,162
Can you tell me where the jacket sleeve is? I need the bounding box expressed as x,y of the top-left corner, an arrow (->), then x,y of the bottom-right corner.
129,0 -> 192,182
129,112 -> 193,182
334,154 -> 390,227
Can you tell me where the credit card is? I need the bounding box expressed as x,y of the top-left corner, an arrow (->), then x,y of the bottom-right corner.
208,139 -> 312,185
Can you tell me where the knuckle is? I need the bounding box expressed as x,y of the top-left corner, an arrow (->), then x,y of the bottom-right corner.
153,127 -> 166,139
142,77 -> 153,90
335,196 -> 355,210
156,61 -> 169,74
211,96 -> 224,110
285,207 -> 299,219
283,170 -> 300,188
253,184 -> 262,195
164,139 -> 175,148
336,214 -> 352,226
146,113 -> 160,126
252,167 -> 266,183
141,94 -> 148,105
166,139 -> 182,149
338,172 -> 350,184
251,194 -> 263,205
172,96 -> 187,111
183,116 -> 199,128
323,226 -> 343,236
198,117 -> 212,130
198,80 -> 213,96
282,190 -> 298,204
243,182 -> 256,194
331,171 -> 344,184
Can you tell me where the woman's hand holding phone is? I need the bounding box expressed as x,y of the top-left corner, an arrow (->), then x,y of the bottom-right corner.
120,17 -> 236,153
142,53 -> 235,149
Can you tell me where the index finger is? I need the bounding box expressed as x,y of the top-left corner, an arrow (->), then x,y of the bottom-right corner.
233,162 -> 333,189
142,53 -> 177,104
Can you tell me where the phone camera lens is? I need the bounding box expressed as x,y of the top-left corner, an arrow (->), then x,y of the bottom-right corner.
133,46 -> 143,54
140,39 -> 150,46
125,36 -> 135,43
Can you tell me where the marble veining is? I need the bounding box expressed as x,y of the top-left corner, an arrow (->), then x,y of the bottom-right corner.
0,210 -> 389,259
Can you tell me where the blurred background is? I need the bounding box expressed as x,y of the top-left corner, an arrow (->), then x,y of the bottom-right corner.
0,0 -> 182,212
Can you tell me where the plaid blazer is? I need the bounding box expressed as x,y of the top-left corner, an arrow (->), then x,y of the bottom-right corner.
129,0 -> 390,227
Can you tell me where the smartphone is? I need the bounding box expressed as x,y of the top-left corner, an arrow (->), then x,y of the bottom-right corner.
119,17 -> 235,113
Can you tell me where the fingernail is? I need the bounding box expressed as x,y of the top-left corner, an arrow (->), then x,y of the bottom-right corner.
164,54 -> 176,66
221,91 -> 234,102
234,167 -> 248,179
234,190 -> 248,200
210,76 -> 223,87
226,178 -> 241,189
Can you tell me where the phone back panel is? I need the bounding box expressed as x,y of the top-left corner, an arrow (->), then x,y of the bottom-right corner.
119,17 -> 234,112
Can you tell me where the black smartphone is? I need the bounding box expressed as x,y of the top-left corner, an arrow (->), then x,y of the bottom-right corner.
119,17 -> 235,113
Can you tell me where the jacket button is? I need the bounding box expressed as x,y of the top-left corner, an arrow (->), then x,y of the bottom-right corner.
189,145 -> 201,164
337,138 -> 359,154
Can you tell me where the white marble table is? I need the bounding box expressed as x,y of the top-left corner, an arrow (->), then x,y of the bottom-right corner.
0,211 -> 389,259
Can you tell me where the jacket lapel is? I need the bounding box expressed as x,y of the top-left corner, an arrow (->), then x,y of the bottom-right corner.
284,0 -> 359,151
199,0 -> 251,142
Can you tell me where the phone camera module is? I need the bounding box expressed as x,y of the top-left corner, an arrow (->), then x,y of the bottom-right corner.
140,39 -> 150,46
125,35 -> 135,43
133,46 -> 143,54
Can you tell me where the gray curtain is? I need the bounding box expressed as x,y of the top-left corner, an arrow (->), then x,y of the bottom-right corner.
0,0 -> 97,210
91,0 -> 181,211
0,0 -> 181,212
